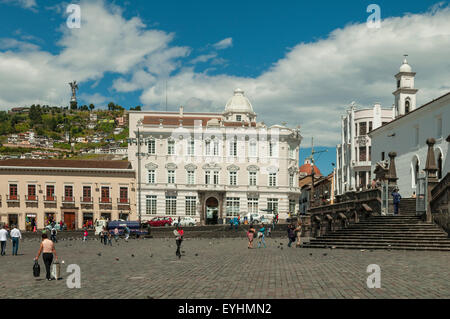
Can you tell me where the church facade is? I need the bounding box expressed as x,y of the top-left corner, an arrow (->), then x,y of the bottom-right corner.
369,58 -> 449,197
128,89 -> 302,224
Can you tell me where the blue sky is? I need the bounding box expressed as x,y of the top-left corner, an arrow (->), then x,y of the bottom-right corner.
0,0 -> 449,172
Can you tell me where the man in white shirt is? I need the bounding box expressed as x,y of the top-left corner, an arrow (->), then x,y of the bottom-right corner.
10,225 -> 21,256
0,226 -> 8,256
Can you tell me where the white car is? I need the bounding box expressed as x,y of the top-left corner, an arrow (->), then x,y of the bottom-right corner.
171,217 -> 197,227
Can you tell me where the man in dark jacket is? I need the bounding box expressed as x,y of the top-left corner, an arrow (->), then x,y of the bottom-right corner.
287,224 -> 296,247
392,188 -> 402,215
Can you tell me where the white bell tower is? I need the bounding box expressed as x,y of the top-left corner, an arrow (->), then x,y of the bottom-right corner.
392,55 -> 418,118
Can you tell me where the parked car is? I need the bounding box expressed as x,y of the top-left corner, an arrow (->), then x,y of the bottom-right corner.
148,216 -> 173,227
172,217 -> 196,227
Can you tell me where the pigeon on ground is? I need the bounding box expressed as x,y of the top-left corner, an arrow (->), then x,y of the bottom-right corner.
323,253 -> 327,256
115,257 -> 119,261
195,253 -> 198,256
97,253 -> 101,256
131,254 -> 135,257
309,253 -> 313,256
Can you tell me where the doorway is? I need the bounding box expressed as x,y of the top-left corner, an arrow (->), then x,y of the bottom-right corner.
205,197 -> 219,225
8,214 -> 18,228
64,212 -> 76,230
26,214 -> 37,231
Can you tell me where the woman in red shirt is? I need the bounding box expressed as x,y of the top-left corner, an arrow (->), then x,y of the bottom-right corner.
174,226 -> 184,259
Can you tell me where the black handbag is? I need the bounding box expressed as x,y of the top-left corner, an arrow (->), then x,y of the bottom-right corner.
33,260 -> 40,277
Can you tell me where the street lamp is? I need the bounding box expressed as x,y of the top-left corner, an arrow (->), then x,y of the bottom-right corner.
128,120 -> 145,225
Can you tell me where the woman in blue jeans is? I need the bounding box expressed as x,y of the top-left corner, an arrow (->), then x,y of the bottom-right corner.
257,225 -> 266,248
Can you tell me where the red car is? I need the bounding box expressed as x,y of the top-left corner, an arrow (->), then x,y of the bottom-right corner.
148,216 -> 173,227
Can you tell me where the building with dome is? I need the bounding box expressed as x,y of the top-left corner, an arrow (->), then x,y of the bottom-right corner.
128,89 -> 302,224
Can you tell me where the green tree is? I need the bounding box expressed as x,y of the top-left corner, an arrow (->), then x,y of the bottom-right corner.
89,104 -> 95,111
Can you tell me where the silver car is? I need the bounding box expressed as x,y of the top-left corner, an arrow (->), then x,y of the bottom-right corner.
172,216 -> 197,227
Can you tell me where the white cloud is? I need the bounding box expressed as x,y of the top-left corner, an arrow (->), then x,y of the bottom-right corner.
1,0 -> 37,11
190,53 -> 217,64
138,7 -> 450,146
213,37 -> 233,50
0,1 -> 449,147
0,0 -> 189,108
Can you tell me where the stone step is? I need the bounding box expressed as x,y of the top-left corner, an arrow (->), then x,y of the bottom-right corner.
320,234 -> 449,240
326,231 -> 446,236
301,243 -> 450,252
307,238 -> 450,245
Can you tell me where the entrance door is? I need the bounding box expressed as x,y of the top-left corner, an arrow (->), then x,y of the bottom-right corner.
205,197 -> 219,225
64,212 -> 76,230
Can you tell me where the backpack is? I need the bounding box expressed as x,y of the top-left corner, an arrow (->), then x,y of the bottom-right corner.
33,260 -> 40,277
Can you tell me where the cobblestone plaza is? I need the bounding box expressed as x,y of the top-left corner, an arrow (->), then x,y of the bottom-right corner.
1,237 -> 449,299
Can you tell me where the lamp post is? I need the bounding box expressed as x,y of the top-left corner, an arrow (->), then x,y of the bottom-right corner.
128,120 -> 144,225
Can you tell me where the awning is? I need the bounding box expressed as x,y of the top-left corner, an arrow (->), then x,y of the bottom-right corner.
338,213 -> 347,219
325,214 -> 333,221
362,204 -> 373,212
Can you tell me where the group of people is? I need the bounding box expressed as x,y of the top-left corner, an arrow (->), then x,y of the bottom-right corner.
0,224 -> 22,256
246,224 -> 268,248
287,222 -> 303,247
98,226 -> 131,246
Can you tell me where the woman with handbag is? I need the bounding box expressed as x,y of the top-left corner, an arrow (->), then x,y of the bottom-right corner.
174,226 -> 184,259
35,234 -> 58,281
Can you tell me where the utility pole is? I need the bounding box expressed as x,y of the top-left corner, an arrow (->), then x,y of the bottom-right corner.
309,137 -> 328,208
136,126 -> 142,225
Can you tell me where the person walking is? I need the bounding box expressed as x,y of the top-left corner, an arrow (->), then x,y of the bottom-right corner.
257,224 -> 266,248
83,229 -> 88,242
267,224 -> 272,238
247,225 -> 255,249
114,227 -> 119,242
10,225 -> 21,256
392,188 -> 402,216
272,215 -> 276,231
124,226 -> 130,242
50,227 -> 57,243
35,234 -> 58,281
99,228 -> 104,245
287,224 -> 296,248
107,231 -> 112,246
102,228 -> 108,246
0,226 -> 8,256
295,220 -> 303,247
174,226 -> 184,259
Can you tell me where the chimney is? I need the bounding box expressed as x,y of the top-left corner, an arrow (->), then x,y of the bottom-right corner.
179,105 -> 184,116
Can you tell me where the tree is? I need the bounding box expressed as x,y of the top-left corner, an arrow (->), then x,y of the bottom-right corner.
108,102 -> 115,111
80,105 -> 89,111
89,104 -> 95,111
131,106 -> 141,111
29,104 -> 43,126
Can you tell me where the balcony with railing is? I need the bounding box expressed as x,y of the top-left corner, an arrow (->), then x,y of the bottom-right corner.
99,197 -> 112,204
80,196 -> 93,204
25,195 -> 38,202
117,198 -> 131,210
43,195 -> 56,203
6,194 -> 20,202
62,196 -> 75,203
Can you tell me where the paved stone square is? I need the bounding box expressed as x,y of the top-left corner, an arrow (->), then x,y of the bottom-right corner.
0,236 -> 449,299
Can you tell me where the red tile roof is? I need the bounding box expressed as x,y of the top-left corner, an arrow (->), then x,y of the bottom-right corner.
0,159 -> 132,169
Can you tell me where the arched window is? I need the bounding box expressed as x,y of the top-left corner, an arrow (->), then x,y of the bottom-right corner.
405,100 -> 410,113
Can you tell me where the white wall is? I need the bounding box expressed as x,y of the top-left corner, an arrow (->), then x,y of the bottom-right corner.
370,93 -> 450,197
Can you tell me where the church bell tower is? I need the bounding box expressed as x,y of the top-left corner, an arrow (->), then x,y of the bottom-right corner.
392,55 -> 418,118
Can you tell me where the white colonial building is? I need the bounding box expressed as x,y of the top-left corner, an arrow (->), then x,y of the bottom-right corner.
369,91 -> 449,197
335,102 -> 394,195
128,89 -> 302,224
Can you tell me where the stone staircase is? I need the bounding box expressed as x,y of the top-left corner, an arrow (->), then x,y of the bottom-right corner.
303,205 -> 450,251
